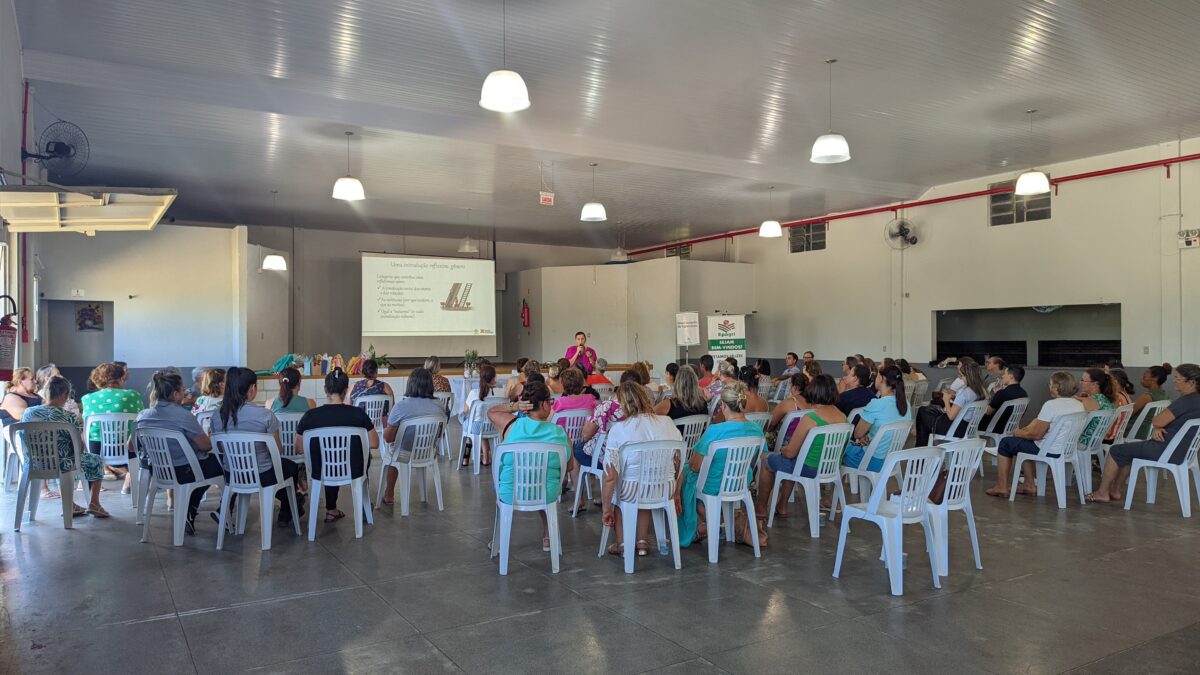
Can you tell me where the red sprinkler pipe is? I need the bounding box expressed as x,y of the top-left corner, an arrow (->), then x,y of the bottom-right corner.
630,152 -> 1200,257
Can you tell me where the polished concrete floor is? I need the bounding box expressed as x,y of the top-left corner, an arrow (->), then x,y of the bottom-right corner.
2,431 -> 1199,674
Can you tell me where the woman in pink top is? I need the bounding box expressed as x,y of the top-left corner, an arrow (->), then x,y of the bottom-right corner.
565,331 -> 598,375
552,368 -> 597,414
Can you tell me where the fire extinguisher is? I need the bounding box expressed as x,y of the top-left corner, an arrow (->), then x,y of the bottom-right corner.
0,295 -> 17,383
520,298 -> 531,328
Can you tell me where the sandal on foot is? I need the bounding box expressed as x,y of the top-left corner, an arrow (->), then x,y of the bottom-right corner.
542,536 -> 551,552
86,506 -> 111,519
636,540 -> 648,557
607,543 -> 624,556
72,504 -> 88,516
324,509 -> 346,522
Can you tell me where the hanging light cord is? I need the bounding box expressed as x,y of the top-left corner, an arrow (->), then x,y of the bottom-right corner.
590,162 -> 598,200
344,131 -> 352,174
1026,109 -> 1037,167
768,185 -> 775,216
502,0 -> 507,67
826,58 -> 837,133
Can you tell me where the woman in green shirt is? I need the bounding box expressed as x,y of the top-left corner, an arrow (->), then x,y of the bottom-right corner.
80,362 -> 144,492
267,367 -> 315,414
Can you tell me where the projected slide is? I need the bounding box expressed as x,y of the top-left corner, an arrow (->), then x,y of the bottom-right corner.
362,253 -> 496,337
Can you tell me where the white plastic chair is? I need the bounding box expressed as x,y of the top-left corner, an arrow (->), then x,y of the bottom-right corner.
979,398 -> 1030,476
769,380 -> 789,403
757,379 -> 774,399
929,439 -> 986,576
593,383 -> 614,400
1101,403 -> 1136,458
1123,400 -> 1170,443
434,392 -> 453,457
597,440 -> 686,573
458,399 -> 502,475
552,409 -> 590,446
1074,408 -> 1118,494
357,394 -> 393,435
673,414 -> 709,460
931,400 -> 987,444
377,415 -> 445,515
1008,411 -> 1088,508
833,446 -> 945,596
841,419 -> 913,497
85,413 -> 140,513
571,430 -> 606,518
766,423 -> 854,537
276,412 -> 305,465
745,412 -> 771,432
694,436 -> 763,563
489,441 -> 568,575
139,428 -> 225,546
9,422 -> 82,531
1,420 -> 18,491
1124,419 -> 1200,517
210,432 -> 302,550
303,426 -> 374,539
910,379 -> 929,407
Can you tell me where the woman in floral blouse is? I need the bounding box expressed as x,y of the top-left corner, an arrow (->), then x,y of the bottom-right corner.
23,376 -> 108,518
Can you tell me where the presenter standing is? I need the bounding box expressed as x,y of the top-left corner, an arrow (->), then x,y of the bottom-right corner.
566,331 -> 598,375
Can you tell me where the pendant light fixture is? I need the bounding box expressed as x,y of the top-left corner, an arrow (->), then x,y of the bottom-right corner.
458,207 -> 480,253
1014,109 -> 1051,196
479,0 -> 530,112
261,190 -> 289,270
332,131 -> 365,201
758,186 -> 782,238
580,162 -> 607,222
810,58 -> 851,164
610,221 -> 629,261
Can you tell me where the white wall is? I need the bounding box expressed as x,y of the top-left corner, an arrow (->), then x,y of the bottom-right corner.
43,299 -> 113,367
244,242 -> 291,370
246,225 -> 611,360
0,0 -> 21,175
540,264 -> 629,364
650,138 -> 1200,367
34,224 -> 243,368
626,257 -> 680,371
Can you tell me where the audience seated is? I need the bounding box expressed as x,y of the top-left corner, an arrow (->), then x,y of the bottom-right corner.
697,354 -> 716,389
654,365 -> 707,419
296,368 -> 378,523
773,352 -> 801,382
837,356 -> 860,393
81,362 -> 144,492
552,367 -> 597,414
425,356 -> 452,393
350,360 -> 394,406
980,364 -> 1029,430
462,363 -> 500,467
836,364 -> 875,417
736,366 -> 769,413
803,360 -> 822,378
137,370 -> 219,534
34,363 -> 78,416
986,371 -> 1085,497
211,367 -> 302,527
1088,363 -> 1200,503
381,368 -> 447,505
676,382 -> 764,547
506,359 -> 539,401
984,356 -> 1007,395
898,358 -> 926,383
1076,368 -> 1116,447
1132,364 -> 1173,439
2,367 -> 43,426
586,358 -> 613,387
192,368 -> 225,415
572,371 -> 641,485
487,381 -> 569,552
547,361 -> 568,395
844,366 -> 912,473
628,361 -> 661,399
755,374 -> 845,519
915,359 -> 985,445
706,360 -> 736,404
267,366 -> 315,413
23,376 -> 107,518
600,381 -> 684,556
766,372 -> 809,445
660,362 -> 679,398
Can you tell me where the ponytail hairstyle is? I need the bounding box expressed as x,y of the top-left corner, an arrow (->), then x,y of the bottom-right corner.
362,359 -> 379,380
1108,368 -> 1135,397
218,367 -> 257,430
324,367 -> 350,397
479,363 -> 497,399
898,358 -> 913,375
148,369 -> 183,405
278,366 -> 301,407
1148,363 -> 1173,387
852,365 -> 872,388
1084,367 -> 1115,403
738,365 -> 759,391
788,372 -> 809,398
879,365 -> 908,416
520,380 -> 553,410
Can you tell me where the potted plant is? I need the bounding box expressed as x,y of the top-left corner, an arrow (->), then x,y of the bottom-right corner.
464,349 -> 479,377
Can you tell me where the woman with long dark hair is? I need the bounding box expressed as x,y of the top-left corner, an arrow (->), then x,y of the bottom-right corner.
462,363 -> 499,467
295,368 -> 377,523
844,366 -> 912,473
380,368 -> 446,506
210,367 -> 303,527
267,366 -> 315,413
915,360 -> 985,445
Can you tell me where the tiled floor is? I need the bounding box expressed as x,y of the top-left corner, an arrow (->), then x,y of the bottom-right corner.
2,431 -> 1199,674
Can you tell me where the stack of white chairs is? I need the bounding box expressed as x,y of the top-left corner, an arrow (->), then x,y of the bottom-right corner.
978,397 -> 1029,476
489,441 -> 568,575
357,394 -> 393,436
833,446 -> 945,596
304,426 -> 374,539
211,431 -> 302,550
458,399 -> 503,475
597,439 -> 686,573
929,439 -> 986,577
1007,411 -> 1087,509
1124,419 -> 1200,517
694,436 -> 763,563
930,400 -> 987,444
841,419 -> 913,497
766,423 -> 854,537
377,415 -> 445,516
9,422 -> 82,531
85,413 -> 140,514
1074,408 -> 1118,494
140,428 -> 226,546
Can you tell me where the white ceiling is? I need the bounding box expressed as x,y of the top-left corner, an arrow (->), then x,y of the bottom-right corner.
14,0 -> 1200,248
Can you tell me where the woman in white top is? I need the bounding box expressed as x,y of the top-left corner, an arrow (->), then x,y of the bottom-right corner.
601,381 -> 683,557
915,360 -> 985,445
461,364 -> 498,466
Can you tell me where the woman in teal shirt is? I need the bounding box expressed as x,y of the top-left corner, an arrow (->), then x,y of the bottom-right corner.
675,381 -> 765,547
267,367 -> 315,413
487,381 -> 570,553
845,366 -> 913,472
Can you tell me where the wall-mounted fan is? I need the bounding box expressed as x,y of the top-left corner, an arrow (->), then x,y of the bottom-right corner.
884,217 -> 919,250
22,121 -> 90,178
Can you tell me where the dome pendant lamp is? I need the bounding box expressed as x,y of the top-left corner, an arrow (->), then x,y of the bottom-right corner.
479,0 -> 530,112
580,163 -> 607,222
459,207 -> 480,254
1014,109 -> 1051,196
810,58 -> 851,164
332,131 -> 365,201
759,185 -> 782,238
